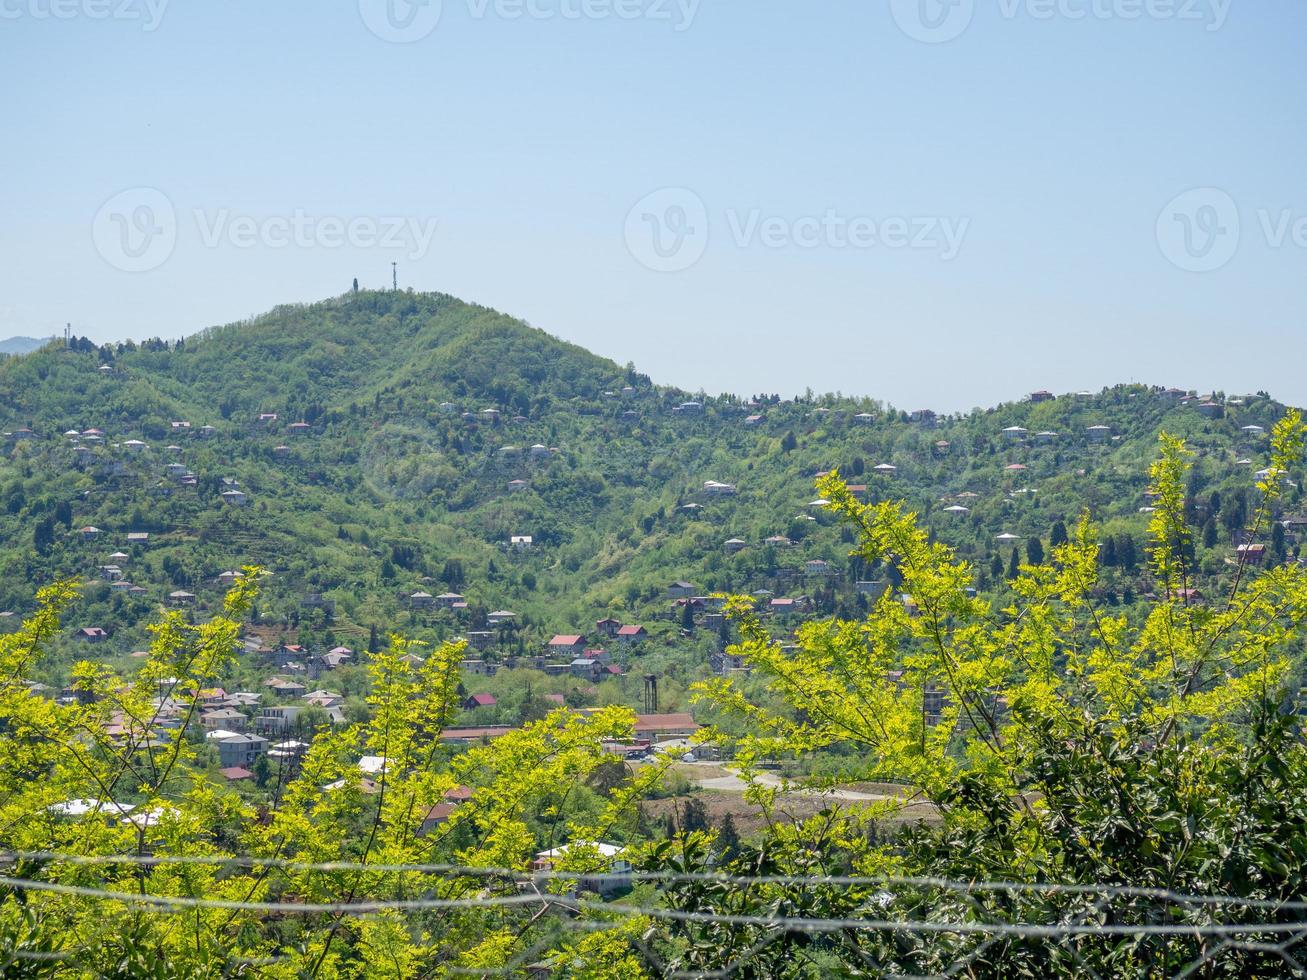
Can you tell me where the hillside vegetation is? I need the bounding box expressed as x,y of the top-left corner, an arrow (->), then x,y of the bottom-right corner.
0,290 -> 1300,698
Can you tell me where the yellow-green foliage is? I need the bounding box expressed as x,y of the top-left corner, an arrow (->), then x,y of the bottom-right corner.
0,568 -> 655,976
695,413 -> 1307,841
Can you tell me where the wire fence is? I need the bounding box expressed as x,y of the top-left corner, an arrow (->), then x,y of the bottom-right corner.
2,851 -> 1306,978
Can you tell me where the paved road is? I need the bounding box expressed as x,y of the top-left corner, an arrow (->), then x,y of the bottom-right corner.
684,762 -> 928,807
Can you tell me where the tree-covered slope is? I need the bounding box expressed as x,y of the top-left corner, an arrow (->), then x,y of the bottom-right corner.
0,290 -> 1299,691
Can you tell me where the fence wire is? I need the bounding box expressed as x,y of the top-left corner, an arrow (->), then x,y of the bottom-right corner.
1,850 -> 1305,978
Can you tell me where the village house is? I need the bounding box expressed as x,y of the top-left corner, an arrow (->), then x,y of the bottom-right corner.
464,631 -> 495,652
409,591 -> 434,609
723,538 -> 747,555
569,658 -> 607,682
703,481 -> 737,496
201,707 -> 248,732
616,625 -> 648,645
548,634 -> 587,657
214,733 -> 268,769
256,705 -> 304,734
77,627 -> 108,643
487,610 -> 516,626
265,677 -> 307,698
1029,390 -> 1055,403
531,842 -> 631,894
667,581 -> 697,599
595,617 -> 622,637
1236,543 -> 1268,564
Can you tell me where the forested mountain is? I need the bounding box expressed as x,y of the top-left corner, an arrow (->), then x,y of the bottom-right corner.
0,335 -> 53,356
0,291 -> 1298,692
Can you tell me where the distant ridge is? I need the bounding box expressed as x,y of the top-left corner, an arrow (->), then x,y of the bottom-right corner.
0,336 -> 54,356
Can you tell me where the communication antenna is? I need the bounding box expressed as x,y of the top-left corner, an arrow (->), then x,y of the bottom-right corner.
392,262 -> 398,291
65,323 -> 71,348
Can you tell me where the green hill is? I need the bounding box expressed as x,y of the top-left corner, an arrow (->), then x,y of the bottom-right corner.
0,336 -> 54,356
0,291 -> 1299,697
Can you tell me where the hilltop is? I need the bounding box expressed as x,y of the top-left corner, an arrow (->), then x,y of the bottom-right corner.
0,291 -> 1300,703
0,335 -> 54,356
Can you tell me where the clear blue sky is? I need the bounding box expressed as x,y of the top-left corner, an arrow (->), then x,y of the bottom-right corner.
2,0 -> 1304,411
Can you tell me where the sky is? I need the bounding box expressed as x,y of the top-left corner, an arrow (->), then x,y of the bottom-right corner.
1,0 -> 1304,412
